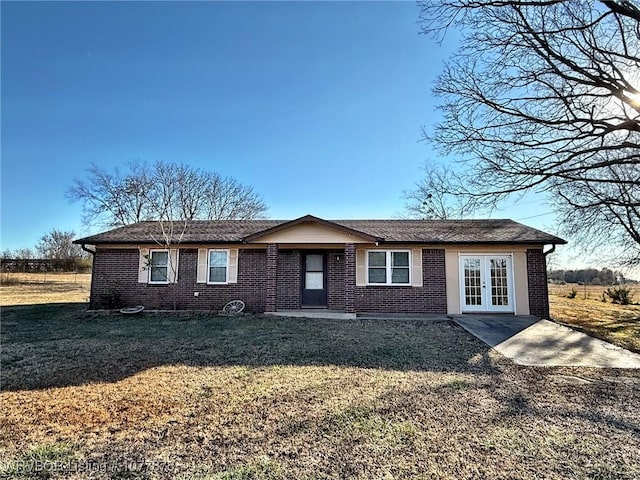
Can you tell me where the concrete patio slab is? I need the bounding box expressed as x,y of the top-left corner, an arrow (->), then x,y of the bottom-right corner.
453,315 -> 640,368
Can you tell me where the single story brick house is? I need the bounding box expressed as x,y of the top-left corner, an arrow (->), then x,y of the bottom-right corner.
74,215 -> 565,317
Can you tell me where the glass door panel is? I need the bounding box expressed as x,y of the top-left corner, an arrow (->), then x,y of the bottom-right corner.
489,257 -> 509,307
463,257 -> 483,307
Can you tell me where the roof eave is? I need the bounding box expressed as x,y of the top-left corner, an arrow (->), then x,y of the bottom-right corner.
379,239 -> 567,245
76,238 -> 567,246
73,239 -> 247,246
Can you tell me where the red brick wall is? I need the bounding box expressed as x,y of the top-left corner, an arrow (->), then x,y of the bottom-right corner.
354,249 -> 447,314
91,248 -> 267,312
344,244 -> 356,313
90,248 -> 139,309
276,250 -> 301,310
265,244 -> 278,312
90,246 -> 448,314
526,248 -> 550,318
326,250 -> 345,311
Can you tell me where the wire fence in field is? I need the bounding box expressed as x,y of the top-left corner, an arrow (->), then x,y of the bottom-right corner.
0,271 -> 92,286
1,258 -> 92,274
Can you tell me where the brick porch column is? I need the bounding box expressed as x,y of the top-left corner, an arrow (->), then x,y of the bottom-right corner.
526,248 -> 549,318
344,243 -> 356,313
265,244 -> 278,312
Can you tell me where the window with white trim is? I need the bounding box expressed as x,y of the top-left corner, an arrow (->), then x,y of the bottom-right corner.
367,250 -> 411,285
208,249 -> 229,284
148,250 -> 169,283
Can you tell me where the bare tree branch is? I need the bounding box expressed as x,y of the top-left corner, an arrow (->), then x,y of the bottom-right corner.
412,0 -> 640,265
67,160 -> 268,228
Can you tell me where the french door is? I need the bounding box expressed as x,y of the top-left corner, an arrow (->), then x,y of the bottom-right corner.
460,255 -> 513,313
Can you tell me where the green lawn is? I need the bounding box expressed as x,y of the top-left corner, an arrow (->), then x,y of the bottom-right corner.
1,304 -> 640,479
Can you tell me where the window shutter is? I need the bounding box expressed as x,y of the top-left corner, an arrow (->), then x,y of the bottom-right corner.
355,249 -> 366,286
228,249 -> 239,284
138,248 -> 149,283
169,249 -> 179,283
197,249 -> 208,283
411,248 -> 423,287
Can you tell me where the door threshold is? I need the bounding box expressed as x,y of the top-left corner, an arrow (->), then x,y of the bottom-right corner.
461,312 -> 515,315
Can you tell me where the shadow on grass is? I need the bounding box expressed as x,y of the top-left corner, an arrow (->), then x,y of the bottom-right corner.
1,303 -> 499,391
552,315 -> 640,354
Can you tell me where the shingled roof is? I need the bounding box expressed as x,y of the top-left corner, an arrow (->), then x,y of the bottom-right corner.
74,216 -> 566,245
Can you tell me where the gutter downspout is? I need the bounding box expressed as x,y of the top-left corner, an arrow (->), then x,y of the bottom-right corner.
543,244 -> 556,257
81,244 -> 96,256
539,244 -> 557,319
81,244 -> 96,309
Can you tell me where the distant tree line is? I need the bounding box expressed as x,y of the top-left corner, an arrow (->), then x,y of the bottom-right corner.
1,229 -> 91,273
548,268 -> 636,285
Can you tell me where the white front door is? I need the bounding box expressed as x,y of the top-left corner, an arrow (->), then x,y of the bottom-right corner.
460,255 -> 513,313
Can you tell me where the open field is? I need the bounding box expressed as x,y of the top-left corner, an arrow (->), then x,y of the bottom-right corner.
549,284 -> 640,353
0,272 -> 91,306
2,304 -> 640,479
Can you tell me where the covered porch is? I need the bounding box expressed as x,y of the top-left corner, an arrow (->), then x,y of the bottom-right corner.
264,244 -> 358,314
242,215 -> 375,314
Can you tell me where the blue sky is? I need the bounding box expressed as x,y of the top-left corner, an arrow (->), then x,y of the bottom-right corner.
1,2 -> 570,261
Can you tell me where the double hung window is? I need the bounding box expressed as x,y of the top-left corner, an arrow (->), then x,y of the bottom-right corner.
148,250 -> 169,283
367,250 -> 410,285
208,250 -> 229,284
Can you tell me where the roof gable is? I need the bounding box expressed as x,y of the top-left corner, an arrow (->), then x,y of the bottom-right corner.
243,215 -> 378,244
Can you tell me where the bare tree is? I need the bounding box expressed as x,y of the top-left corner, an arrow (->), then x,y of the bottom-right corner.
37,229 -> 83,260
36,229 -> 88,271
0,248 -> 29,259
415,0 -> 640,264
203,174 -> 269,221
66,163 -> 152,227
402,162 -> 474,219
67,160 -> 268,227
15,248 -> 35,259
142,165 -> 189,310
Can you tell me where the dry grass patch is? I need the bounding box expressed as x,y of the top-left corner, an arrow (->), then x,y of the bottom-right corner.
549,284 -> 640,353
0,272 -> 91,306
2,304 -> 640,479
